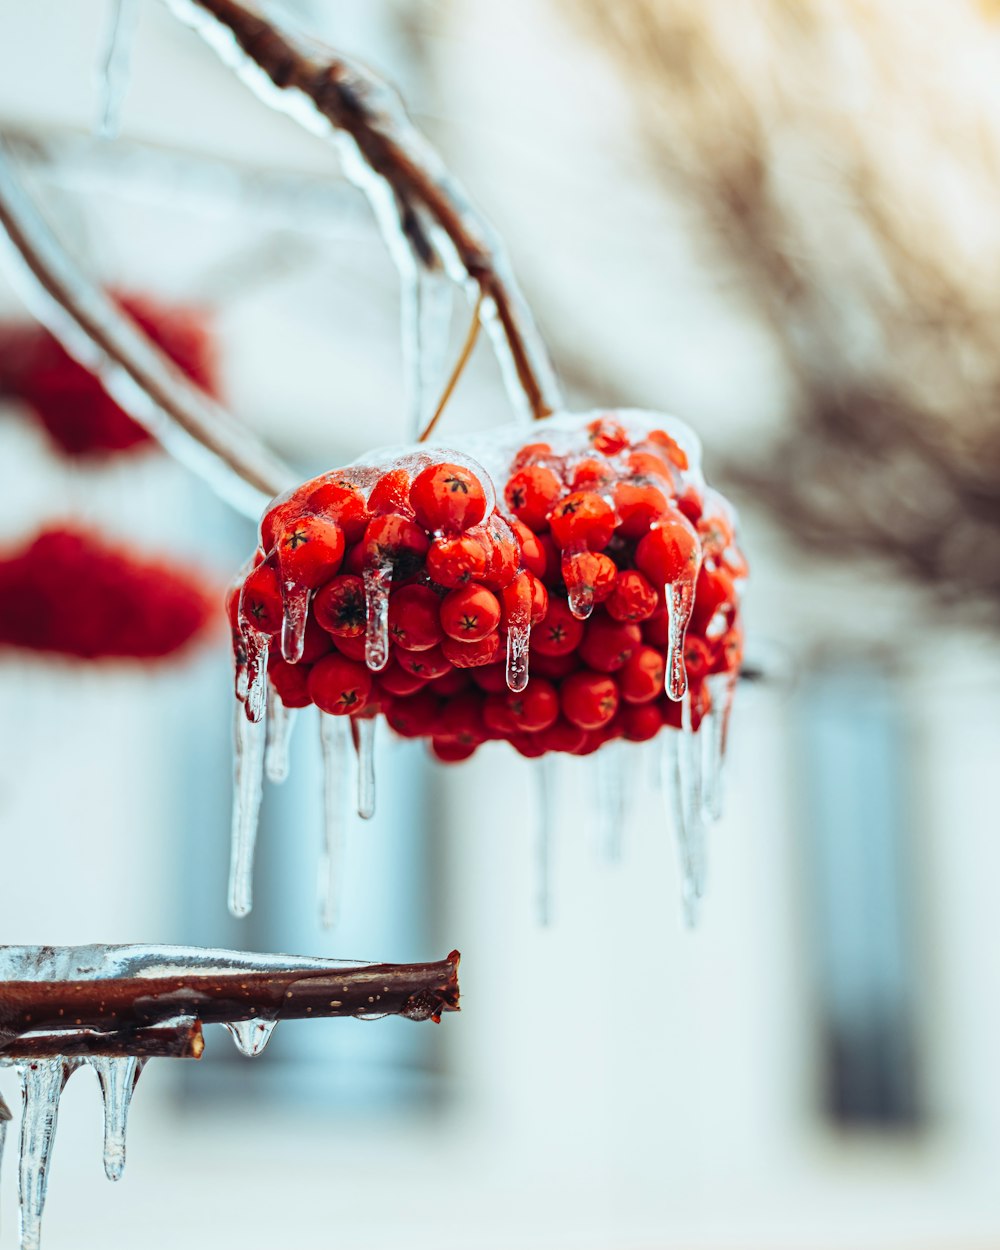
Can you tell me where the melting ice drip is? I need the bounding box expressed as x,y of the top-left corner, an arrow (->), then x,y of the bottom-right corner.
0,944 -> 386,1250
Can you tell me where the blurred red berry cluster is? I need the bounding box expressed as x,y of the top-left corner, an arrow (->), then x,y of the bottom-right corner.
0,295 -> 221,662
0,293 -> 218,457
0,527 -> 216,660
231,412 -> 747,762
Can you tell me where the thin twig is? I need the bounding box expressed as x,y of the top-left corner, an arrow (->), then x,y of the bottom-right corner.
418,293 -> 484,443
1,1022 -> 205,1061
172,0 -> 562,422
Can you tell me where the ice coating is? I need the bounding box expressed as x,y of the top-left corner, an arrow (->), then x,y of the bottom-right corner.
363,560 -> 393,671
319,714 -> 350,929
90,1055 -> 143,1182
264,687 -> 296,784
224,1018 -> 277,1058
596,742 -> 626,864
354,717 -> 377,820
96,0 -> 140,140
15,1059 -> 73,1250
228,705 -> 265,918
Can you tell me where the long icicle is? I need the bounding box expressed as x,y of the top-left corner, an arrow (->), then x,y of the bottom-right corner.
89,1055 -> 144,1182
353,717 -> 377,820
228,702 -> 267,918
534,758 -> 559,927
16,1059 -> 78,1250
97,0 -> 141,140
318,714 -> 351,928
264,686 -> 297,784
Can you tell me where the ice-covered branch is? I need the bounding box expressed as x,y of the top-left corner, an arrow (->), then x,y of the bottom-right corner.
0,142 -> 296,520
0,1022 -> 205,1061
168,0 -> 563,422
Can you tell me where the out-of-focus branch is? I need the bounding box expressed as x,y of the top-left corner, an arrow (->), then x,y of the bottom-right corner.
170,0 -> 562,422
0,142 -> 296,521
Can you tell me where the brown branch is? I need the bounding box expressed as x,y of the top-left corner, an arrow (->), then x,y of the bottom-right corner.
1,1021 -> 205,1061
0,952 -> 461,1046
178,0 -> 561,421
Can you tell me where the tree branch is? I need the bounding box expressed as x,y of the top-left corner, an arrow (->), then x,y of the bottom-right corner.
0,1021 -> 205,1061
171,0 -> 562,422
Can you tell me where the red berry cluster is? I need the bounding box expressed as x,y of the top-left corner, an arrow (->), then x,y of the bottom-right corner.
0,293 -> 218,457
229,413 -> 746,762
0,527 -> 216,661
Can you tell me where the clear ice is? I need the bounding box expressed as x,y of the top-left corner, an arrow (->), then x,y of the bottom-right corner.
279,583 -> 310,663
90,1055 -> 143,1182
96,0 -> 140,140
353,717 -> 377,820
363,560 -> 393,672
228,702 -> 266,918
319,714 -> 351,928
596,742 -> 626,864
264,686 -> 296,784
665,577 -> 697,702
224,1018 -> 278,1059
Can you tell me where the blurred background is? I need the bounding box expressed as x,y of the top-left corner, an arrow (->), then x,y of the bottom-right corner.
1,1 -> 999,1247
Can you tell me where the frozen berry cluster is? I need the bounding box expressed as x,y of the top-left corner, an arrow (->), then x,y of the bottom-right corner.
229,412 -> 746,762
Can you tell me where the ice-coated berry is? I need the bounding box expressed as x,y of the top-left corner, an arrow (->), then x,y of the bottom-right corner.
410,462 -> 487,532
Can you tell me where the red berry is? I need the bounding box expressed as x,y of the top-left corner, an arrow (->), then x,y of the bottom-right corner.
432,738 -> 479,763
643,608 -> 669,649
504,465 -> 562,532
331,632 -> 367,662
607,569 -> 659,622
313,574 -> 366,638
535,718 -> 589,754
240,561 -> 283,635
683,636 -> 713,681
388,584 -> 444,651
509,518 -> 547,578
435,693 -> 486,745
427,667 -> 470,696
368,468 -> 415,517
676,486 -> 703,524
410,462 -> 487,532
440,583 -> 502,642
548,492 -> 615,552
267,655 -> 313,708
299,615 -> 334,663
471,663 -> 510,693
426,531 -> 490,588
531,597 -> 585,657
688,565 -> 736,637
505,678 -> 559,733
621,701 -> 662,742
579,615 -> 641,673
362,514 -> 429,579
648,428 -> 689,470
561,551 -> 617,607
613,481 -> 670,541
634,513 -> 700,586
483,694 -> 517,736
383,690 -> 441,738
587,417 -> 629,455
308,653 -> 373,715
511,441 -> 553,471
560,672 -> 619,730
569,457 -> 615,491
377,659 -> 427,697
275,516 -> 345,590
625,451 -> 674,483
306,479 -> 370,542
396,645 -> 452,680
529,649 -> 580,680
482,518 -> 520,591
441,632 -> 501,668
619,645 -> 666,703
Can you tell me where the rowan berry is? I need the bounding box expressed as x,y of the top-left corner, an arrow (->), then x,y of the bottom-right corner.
388,584 -> 444,651
377,659 -> 427,697
619,645 -> 666,703
331,632 -> 367,662
267,655 -> 312,708
569,457 -> 614,491
531,597 -> 585,657
682,636 -> 712,681
482,693 -> 518,736
536,534 -> 561,586
313,574 -> 366,638
441,631 -> 501,668
510,734 -> 547,759
440,583 -> 501,642
504,465 -> 562,532
426,667 -> 470,696
426,531 -> 490,588
613,481 -> 670,541
579,615 -> 642,673
621,701 -> 662,742
274,515 -> 345,590
607,569 -> 659,622
396,645 -> 452,680
482,521 -> 520,590
625,451 -> 674,484
368,468 -> 415,517
511,441 -> 553,471
536,718 -> 589,754
676,486 -> 703,524
362,514 -> 430,579
509,518 -> 547,578
470,663 -> 510,693
410,462 -> 487,532
308,653 -> 373,715
306,479 -> 370,541
561,551 -> 617,613
634,512 -> 700,586
548,491 -> 616,552
560,672 -> 619,730
299,615 -> 334,663
586,417 -> 629,456
240,561 -> 283,635
384,690 -> 441,738
688,565 -> 736,637
643,608 -> 669,649
505,678 -> 559,733
529,649 -> 579,680
432,738 -> 479,763
647,428 -> 689,470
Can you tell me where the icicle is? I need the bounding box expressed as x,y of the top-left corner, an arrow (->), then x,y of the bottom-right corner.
96,0 -> 140,140
242,630 -> 269,724
318,714 -> 351,928
264,686 -> 296,784
363,560 -> 393,671
562,546 -> 595,621
664,577 -> 696,702
505,582 -> 531,693
703,668 -> 739,822
534,758 -> 559,927
224,1018 -> 278,1058
279,583 -> 310,663
16,1058 -> 77,1250
596,741 -> 625,863
228,702 -> 266,918
353,717 -> 376,820
89,1056 -> 143,1182
403,262 -> 453,437
662,733 -> 699,929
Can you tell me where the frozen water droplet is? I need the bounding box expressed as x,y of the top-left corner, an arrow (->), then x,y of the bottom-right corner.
353,717 -> 376,819
596,741 -> 625,863
224,1018 -> 278,1058
664,577 -> 696,702
562,547 -> 595,621
264,686 -> 297,784
280,583 -> 310,663
96,0 -> 140,140
243,631 -> 269,724
505,584 -> 531,693
90,1055 -> 143,1182
534,758 -> 559,927
363,561 -> 393,671
319,714 -> 351,928
16,1058 -> 77,1250
228,702 -> 266,918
